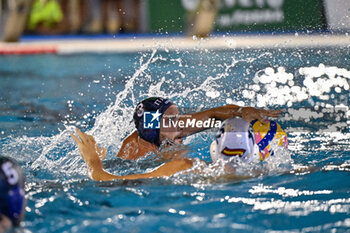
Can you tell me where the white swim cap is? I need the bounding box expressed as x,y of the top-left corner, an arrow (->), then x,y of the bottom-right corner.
210,118 -> 255,164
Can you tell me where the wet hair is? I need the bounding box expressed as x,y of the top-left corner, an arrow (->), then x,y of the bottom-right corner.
133,97 -> 174,146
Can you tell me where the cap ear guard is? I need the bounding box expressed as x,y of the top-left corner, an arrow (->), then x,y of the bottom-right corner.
133,97 -> 174,146
135,117 -> 160,146
215,121 -> 226,145
211,118 -> 256,164
7,186 -> 25,226
0,157 -> 26,226
210,141 -> 217,162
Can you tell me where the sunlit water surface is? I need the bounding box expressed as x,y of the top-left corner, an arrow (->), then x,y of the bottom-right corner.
0,46 -> 349,232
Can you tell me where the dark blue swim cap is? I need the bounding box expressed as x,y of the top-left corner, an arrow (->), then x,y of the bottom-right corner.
133,97 -> 174,146
0,157 -> 25,226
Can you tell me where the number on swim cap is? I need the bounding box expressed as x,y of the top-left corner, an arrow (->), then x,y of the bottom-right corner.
136,103 -> 144,117
1,162 -> 19,185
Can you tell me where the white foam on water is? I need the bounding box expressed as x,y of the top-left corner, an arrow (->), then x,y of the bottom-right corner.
245,64 -> 350,108
1,48 -> 349,181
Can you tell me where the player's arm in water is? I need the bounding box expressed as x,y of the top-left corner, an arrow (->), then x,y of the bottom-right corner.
71,128 -> 193,181
179,105 -> 282,137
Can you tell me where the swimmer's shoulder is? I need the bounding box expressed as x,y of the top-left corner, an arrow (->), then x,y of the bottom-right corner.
125,131 -> 139,142
117,131 -> 157,160
122,131 -> 141,148
116,131 -> 139,158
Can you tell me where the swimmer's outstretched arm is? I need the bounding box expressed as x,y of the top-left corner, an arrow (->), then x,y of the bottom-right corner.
180,105 -> 282,137
71,128 -> 193,181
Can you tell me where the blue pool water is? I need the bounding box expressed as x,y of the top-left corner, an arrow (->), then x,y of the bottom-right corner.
0,46 -> 349,232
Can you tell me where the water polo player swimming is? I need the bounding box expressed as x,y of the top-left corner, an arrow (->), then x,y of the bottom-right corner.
0,157 -> 26,232
73,97 -> 281,159
71,97 -> 283,181
72,117 -> 288,181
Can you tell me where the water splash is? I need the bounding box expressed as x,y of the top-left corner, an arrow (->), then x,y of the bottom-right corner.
0,48 -> 349,182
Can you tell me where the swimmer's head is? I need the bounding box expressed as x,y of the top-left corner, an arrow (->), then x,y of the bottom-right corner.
0,156 -> 26,227
134,97 -> 178,146
210,118 -> 256,164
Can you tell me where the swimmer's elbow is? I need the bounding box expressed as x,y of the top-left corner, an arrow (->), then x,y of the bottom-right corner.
165,158 -> 193,175
88,167 -> 116,181
90,174 -> 100,181
141,158 -> 193,179
180,158 -> 193,170
88,168 -> 102,181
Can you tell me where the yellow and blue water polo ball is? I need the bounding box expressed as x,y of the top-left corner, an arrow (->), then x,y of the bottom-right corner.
250,120 -> 288,161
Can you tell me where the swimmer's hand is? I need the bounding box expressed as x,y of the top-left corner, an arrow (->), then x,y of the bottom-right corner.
71,128 -> 193,181
70,128 -> 107,162
71,128 -> 116,181
241,107 -> 282,123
